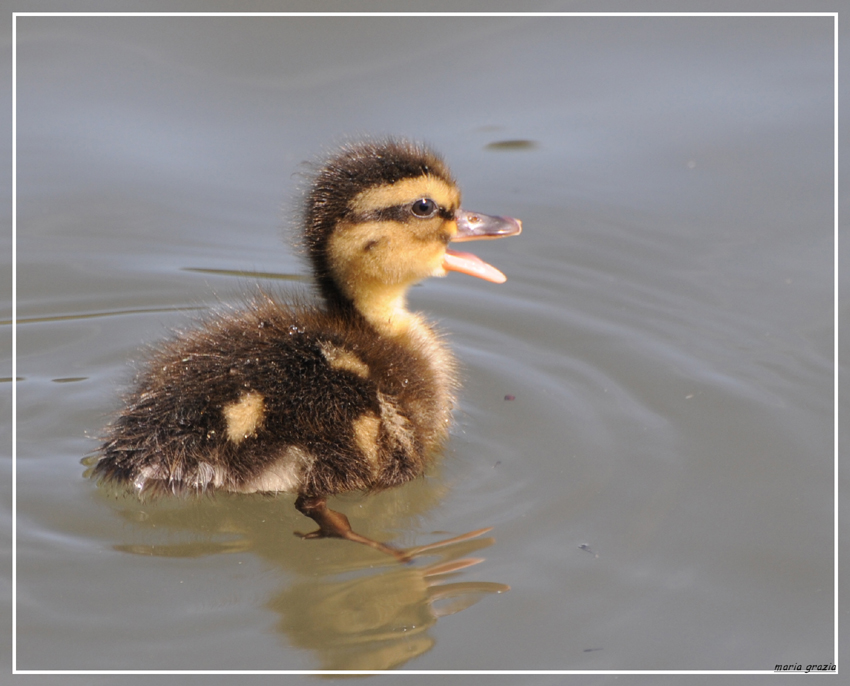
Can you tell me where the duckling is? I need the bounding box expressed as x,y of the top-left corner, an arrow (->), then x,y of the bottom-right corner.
93,139 -> 522,560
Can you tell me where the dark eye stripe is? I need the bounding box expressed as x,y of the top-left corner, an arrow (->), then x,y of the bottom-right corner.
349,203 -> 454,223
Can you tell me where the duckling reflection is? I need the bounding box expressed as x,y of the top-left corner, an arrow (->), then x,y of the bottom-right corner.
271,530 -> 508,670
92,139 -> 521,561
85,478 -> 508,670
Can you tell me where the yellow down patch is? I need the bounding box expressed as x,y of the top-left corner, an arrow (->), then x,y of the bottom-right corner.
223,391 -> 265,444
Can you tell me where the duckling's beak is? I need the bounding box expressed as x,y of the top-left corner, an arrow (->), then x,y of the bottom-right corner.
443,210 -> 522,283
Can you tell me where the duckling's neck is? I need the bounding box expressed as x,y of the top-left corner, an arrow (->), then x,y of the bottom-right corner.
325,276 -> 455,424
339,279 -> 417,338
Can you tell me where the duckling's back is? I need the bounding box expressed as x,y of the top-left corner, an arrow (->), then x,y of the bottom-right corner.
94,294 -> 454,498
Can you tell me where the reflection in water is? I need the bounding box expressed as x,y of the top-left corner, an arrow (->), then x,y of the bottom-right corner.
83,460 -> 508,670
484,139 -> 538,151
272,531 -> 507,670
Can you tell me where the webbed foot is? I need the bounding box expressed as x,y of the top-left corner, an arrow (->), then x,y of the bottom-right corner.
294,494 -> 411,562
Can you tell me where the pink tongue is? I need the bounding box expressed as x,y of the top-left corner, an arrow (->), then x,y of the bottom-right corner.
443,250 -> 507,284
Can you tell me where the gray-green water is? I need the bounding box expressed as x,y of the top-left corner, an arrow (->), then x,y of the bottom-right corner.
7,9 -> 838,681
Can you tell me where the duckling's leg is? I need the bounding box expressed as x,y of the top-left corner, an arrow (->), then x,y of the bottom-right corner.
294,494 -> 410,562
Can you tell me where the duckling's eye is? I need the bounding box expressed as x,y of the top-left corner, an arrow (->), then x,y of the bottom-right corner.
411,198 -> 438,218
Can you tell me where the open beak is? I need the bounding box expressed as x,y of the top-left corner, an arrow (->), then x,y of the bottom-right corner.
442,210 -> 523,283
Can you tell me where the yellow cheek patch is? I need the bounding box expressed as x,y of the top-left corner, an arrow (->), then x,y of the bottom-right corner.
349,175 -> 460,215
223,391 -> 265,444
329,221 -> 442,290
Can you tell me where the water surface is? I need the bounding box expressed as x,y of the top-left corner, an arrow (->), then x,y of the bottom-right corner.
9,12 -> 836,677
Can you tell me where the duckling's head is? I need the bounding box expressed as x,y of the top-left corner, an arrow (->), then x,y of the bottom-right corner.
304,139 -> 521,330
